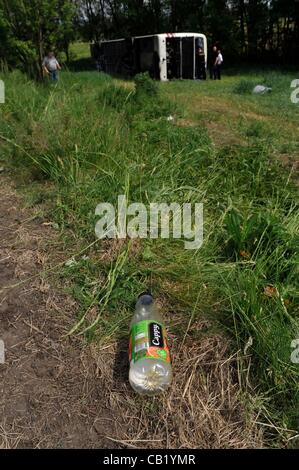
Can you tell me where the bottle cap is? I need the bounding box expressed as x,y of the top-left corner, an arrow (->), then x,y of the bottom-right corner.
137,292 -> 153,305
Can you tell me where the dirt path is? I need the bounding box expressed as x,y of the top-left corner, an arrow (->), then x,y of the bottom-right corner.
0,176 -> 116,449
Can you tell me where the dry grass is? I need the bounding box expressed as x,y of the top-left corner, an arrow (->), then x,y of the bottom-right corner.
88,320 -> 263,448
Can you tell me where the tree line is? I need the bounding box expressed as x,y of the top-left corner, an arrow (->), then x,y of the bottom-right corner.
76,1 -> 299,63
1,0 -> 298,79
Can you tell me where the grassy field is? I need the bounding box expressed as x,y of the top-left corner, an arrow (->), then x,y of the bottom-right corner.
0,61 -> 298,447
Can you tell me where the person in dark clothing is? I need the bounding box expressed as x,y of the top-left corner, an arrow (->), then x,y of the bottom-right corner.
209,45 -> 218,80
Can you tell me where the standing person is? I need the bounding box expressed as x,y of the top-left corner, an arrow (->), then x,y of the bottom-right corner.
42,52 -> 61,81
209,45 -> 218,80
215,49 -> 223,80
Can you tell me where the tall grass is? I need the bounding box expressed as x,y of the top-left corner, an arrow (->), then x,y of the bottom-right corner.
0,69 -> 298,445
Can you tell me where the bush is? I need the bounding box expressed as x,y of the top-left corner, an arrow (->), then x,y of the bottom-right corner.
134,72 -> 158,98
233,79 -> 255,94
98,83 -> 133,111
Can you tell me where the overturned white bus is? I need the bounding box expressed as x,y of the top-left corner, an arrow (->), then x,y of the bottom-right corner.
91,33 -> 207,81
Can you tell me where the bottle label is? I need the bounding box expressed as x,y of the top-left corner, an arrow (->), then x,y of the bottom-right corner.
129,320 -> 171,364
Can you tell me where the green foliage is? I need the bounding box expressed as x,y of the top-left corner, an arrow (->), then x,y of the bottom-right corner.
98,82 -> 133,112
0,0 -> 76,78
233,79 -> 255,94
134,72 -> 159,99
245,121 -> 265,138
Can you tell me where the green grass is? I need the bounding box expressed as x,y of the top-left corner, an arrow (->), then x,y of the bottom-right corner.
0,67 -> 298,446
69,42 -> 92,60
61,42 -> 94,70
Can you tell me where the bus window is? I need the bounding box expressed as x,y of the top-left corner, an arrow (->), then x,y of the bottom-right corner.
134,37 -> 155,73
196,37 -> 204,50
195,37 -> 206,80
182,37 -> 194,79
152,51 -> 160,80
166,37 -> 181,79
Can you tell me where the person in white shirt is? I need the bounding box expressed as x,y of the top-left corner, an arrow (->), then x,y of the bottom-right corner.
42,52 -> 61,81
215,50 -> 223,80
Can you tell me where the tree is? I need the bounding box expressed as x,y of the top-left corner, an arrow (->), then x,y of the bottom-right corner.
0,0 -> 76,79
56,0 -> 77,62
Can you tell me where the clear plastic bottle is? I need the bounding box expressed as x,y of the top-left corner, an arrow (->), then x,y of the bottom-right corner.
129,293 -> 172,395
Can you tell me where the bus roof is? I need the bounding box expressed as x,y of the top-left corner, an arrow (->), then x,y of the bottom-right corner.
100,32 -> 206,44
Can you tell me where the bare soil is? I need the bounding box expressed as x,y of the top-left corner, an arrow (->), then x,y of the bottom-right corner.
0,176 -> 116,448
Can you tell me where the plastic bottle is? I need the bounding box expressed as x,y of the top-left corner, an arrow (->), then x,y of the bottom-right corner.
129,293 -> 172,395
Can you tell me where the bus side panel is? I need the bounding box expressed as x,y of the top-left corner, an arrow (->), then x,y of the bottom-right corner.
156,36 -> 167,81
